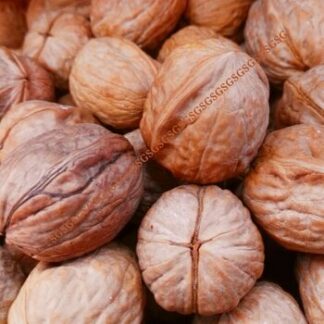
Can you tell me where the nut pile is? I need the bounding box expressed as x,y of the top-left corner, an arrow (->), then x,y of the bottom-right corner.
0,0 -> 323,323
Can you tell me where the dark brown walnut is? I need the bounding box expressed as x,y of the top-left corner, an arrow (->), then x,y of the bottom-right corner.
137,185 -> 264,315
245,0 -> 324,85
0,0 -> 27,49
185,0 -> 254,39
70,37 -> 159,129
0,100 -> 96,162
140,39 -> 269,184
243,124 -> 324,253
0,246 -> 25,324
297,254 -> 324,324
90,0 -> 187,50
8,243 -> 145,324
194,282 -> 307,323
0,124 -> 143,262
0,48 -> 54,119
275,65 -> 324,128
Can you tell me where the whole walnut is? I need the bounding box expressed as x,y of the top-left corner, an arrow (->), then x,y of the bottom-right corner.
194,282 -> 307,323
8,244 -> 145,324
0,246 -> 25,324
90,0 -> 187,49
245,0 -> 324,85
137,185 -> 264,315
0,48 -> 54,119
297,254 -> 324,324
0,0 -> 27,49
0,100 -> 96,162
185,0 -> 254,39
275,65 -> 324,128
140,39 -> 269,184
70,37 -> 159,129
243,124 -> 324,253
0,124 -> 143,262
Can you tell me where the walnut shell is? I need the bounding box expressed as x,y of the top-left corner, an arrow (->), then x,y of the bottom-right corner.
297,254 -> 324,324
244,0 -> 324,85
0,124 -> 143,262
0,48 -> 54,119
194,282 -> 307,323
90,0 -> 187,49
140,39 -> 269,184
137,185 -> 264,315
243,124 -> 324,253
275,65 -> 324,128
0,246 -> 25,324
70,37 -> 158,129
8,244 -> 145,324
0,100 -> 96,162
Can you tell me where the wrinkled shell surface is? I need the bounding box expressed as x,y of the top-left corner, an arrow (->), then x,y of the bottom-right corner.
140,39 -> 269,184
90,0 -> 187,49
0,124 -> 143,262
245,0 -> 324,84
70,37 -> 158,129
137,185 -> 264,315
0,48 -> 54,119
297,254 -> 324,324
276,65 -> 324,128
0,100 -> 95,162
8,244 -> 145,324
243,124 -> 324,253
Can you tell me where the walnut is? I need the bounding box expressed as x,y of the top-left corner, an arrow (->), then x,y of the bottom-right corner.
0,48 -> 54,119
243,124 -> 324,253
140,39 -> 269,184
194,282 -> 307,323
0,246 -> 25,324
90,0 -> 187,49
70,37 -> 159,129
58,93 -> 76,106
275,65 -> 324,128
137,185 -> 264,315
297,254 -> 324,324
0,124 -> 143,262
8,244 -> 145,324
185,0 -> 254,39
244,0 -> 324,85
0,100 -> 96,162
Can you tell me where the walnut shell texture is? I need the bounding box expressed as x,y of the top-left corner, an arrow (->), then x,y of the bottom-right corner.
275,65 -> 324,128
140,39 -> 269,184
137,185 -> 264,315
0,124 -> 143,262
0,48 -> 54,119
8,244 -> 145,324
90,0 -> 187,49
243,124 -> 324,253
245,0 -> 324,85
297,254 -> 324,324
70,37 -> 158,129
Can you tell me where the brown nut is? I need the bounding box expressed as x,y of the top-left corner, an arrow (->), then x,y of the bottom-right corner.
194,281 -> 307,323
8,243 -> 145,324
0,100 -> 96,162
70,37 -> 158,129
137,185 -> 264,315
275,65 -> 324,128
140,39 -> 269,184
90,0 -> 187,50
245,0 -> 324,85
185,0 -> 254,39
0,123 -> 143,262
0,48 -> 54,119
297,254 -> 324,324
243,124 -> 324,253
0,246 -> 25,324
